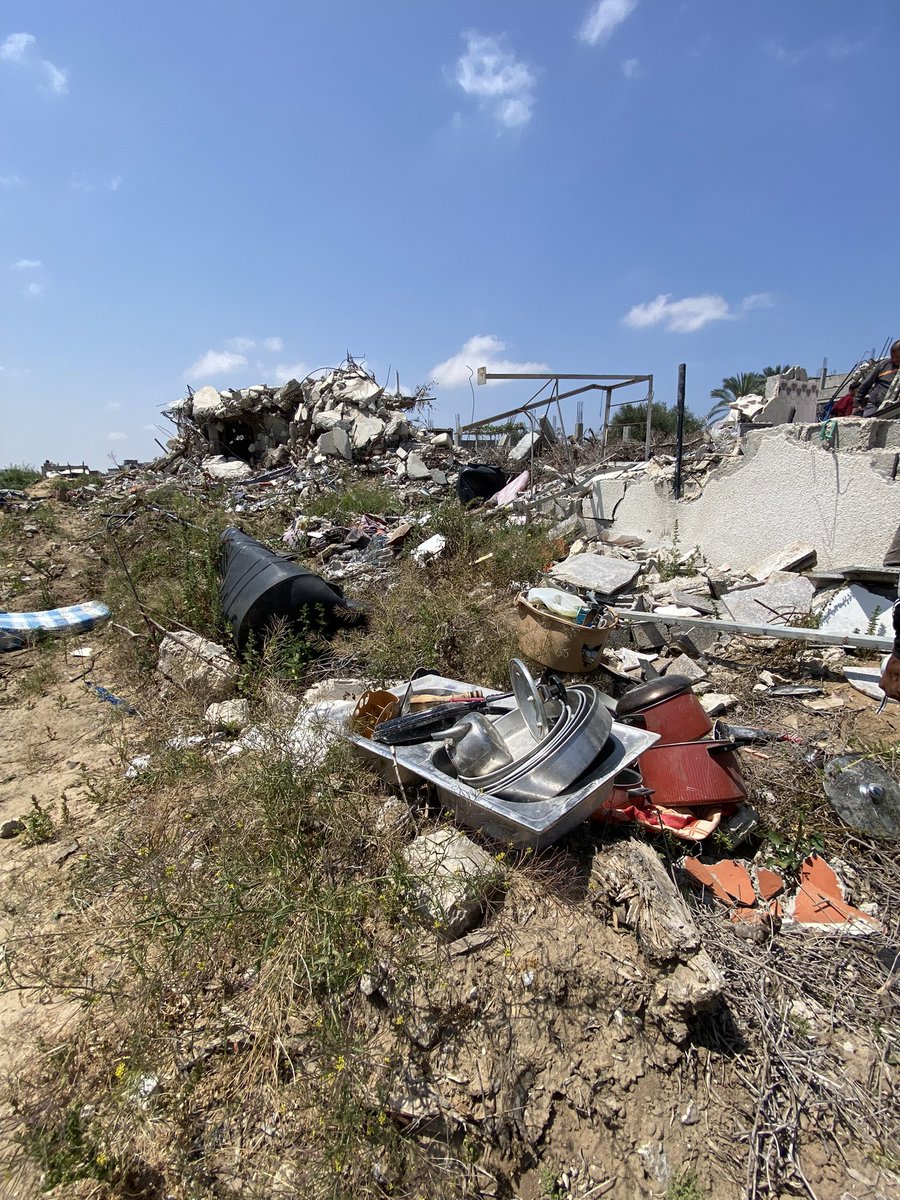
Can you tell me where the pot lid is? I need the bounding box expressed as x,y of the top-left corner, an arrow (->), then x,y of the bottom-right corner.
509,657 -> 553,740
824,755 -> 900,839
616,674 -> 694,717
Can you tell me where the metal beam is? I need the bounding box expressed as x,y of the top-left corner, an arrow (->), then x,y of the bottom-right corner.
612,607 -> 893,652
478,371 -> 651,383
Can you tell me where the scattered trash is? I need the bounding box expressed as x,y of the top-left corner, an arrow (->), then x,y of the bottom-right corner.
85,681 -> 138,716
410,533 -> 447,566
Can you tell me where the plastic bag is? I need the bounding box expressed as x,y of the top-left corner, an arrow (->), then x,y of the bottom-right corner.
526,587 -> 582,621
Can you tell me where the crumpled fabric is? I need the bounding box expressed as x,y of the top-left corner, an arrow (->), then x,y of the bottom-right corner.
600,792 -> 737,842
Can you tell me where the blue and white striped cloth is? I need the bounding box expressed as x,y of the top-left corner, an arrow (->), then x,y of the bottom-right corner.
0,601 -> 111,639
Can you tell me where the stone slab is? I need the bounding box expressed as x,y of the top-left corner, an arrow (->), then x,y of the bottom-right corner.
747,541 -> 817,582
549,552 -> 642,595
818,584 -> 894,639
401,829 -> 502,939
722,573 -> 815,626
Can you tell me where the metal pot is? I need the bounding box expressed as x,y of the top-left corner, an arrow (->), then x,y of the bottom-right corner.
443,713 -> 513,778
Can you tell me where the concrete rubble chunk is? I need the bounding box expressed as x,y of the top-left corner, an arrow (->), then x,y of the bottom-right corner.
401,829 -> 503,939
430,431 -> 453,449
700,693 -> 737,716
317,426 -> 352,461
201,455 -> 253,482
509,431 -> 541,463
747,541 -> 817,582
549,552 -> 642,595
312,409 -> 347,432
722,572 -> 815,626
818,583 -> 893,638
351,415 -> 385,450
158,631 -> 239,705
191,385 -> 226,419
664,653 -> 707,683
404,453 -> 431,480
205,698 -> 250,731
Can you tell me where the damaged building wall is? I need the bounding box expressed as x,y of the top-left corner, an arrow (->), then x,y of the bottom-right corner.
583,419 -> 900,571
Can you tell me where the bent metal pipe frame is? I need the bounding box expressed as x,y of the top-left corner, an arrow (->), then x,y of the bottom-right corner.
466,370 -> 655,460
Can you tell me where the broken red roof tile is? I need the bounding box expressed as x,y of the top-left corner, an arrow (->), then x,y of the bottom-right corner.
756,867 -> 785,901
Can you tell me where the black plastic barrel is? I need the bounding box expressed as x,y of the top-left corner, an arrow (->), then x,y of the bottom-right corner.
219,527 -> 363,653
456,464 -> 509,507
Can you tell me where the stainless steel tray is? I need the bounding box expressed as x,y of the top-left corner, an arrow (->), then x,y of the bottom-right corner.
345,677 -> 658,849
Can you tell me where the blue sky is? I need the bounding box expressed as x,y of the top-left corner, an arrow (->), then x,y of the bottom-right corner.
1,0 -> 897,468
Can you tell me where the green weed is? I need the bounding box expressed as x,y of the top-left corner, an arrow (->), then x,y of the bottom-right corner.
667,1168 -> 706,1200
23,798 -> 55,846
0,463 -> 41,488
305,480 -> 402,520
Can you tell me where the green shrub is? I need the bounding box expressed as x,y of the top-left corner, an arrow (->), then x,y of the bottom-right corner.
0,463 -> 41,488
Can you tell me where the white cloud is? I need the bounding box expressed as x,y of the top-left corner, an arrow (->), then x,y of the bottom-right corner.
454,32 -> 537,130
430,335 -> 549,388
263,336 -> 283,353
578,0 -> 638,47
0,173 -> 24,188
1,32 -> 67,94
105,401 -> 121,412
740,292 -> 773,313
622,57 -> 642,79
225,336 -> 256,352
11,258 -> 41,270
184,349 -> 248,381
71,172 -> 123,193
43,60 -> 67,94
107,432 -> 127,441
0,33 -> 35,62
623,291 -> 773,333
272,361 -> 309,385
23,281 -> 44,297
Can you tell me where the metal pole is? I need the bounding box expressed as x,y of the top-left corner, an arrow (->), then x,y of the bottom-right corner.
644,376 -> 654,460
601,387 -> 613,454
674,363 -> 686,499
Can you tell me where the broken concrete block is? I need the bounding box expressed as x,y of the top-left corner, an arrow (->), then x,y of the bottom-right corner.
192,385 -> 226,419
401,829 -> 503,939
351,415 -> 385,451
204,698 -> 250,731
404,453 -> 431,480
664,653 -> 707,683
317,427 -> 352,461
747,541 -> 817,582
509,431 -> 541,462
430,469 -> 448,487
699,693 -> 737,716
158,631 -> 239,706
722,573 -> 815,626
549,552 -> 641,595
312,409 -> 347,432
430,432 -> 453,449
671,590 -> 717,617
201,455 -> 253,482
818,583 -> 893,638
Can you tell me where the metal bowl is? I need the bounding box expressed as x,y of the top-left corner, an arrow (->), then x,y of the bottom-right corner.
458,685 -> 613,802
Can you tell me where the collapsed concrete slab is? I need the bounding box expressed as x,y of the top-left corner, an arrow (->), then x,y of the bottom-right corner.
583,421 -> 900,571
401,829 -> 504,939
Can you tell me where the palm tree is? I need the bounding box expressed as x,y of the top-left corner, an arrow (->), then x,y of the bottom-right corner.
707,371 -> 767,422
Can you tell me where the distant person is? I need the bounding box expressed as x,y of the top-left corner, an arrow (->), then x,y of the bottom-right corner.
854,340 -> 900,417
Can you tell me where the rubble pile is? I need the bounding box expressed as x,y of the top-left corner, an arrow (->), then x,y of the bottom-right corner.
160,358 -> 433,479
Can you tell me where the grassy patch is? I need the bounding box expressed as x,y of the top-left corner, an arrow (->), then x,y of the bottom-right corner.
0,463 -> 42,488
305,479 -> 402,521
